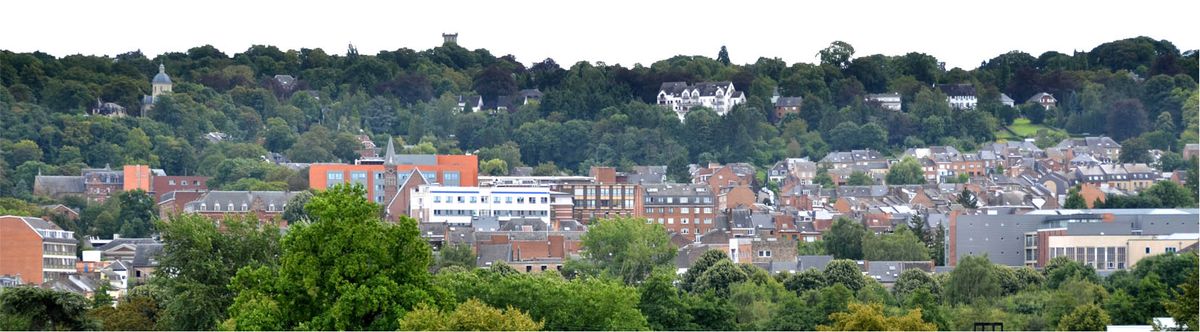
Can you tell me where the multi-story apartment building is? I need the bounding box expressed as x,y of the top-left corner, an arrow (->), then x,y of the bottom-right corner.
819,149 -> 887,170
309,140 -> 478,204
409,185 -> 563,224
1070,163 -> 1157,192
641,184 -> 718,240
0,216 -> 77,284
552,183 -> 641,223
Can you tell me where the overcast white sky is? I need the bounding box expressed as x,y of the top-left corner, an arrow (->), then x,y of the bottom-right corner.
5,0 -> 1197,70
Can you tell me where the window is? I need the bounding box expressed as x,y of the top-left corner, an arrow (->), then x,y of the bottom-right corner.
681,207 -> 690,213
758,250 -> 772,257
443,171 -> 461,186
326,171 -> 344,187
1146,247 -> 1151,254
575,188 -> 584,195
169,180 -> 176,185
1166,247 -> 1177,253
667,218 -> 674,224
681,197 -> 689,204
682,218 -> 689,224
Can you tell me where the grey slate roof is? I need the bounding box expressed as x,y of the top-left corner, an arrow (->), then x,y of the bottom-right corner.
183,191 -> 298,212
936,83 -> 976,97
775,96 -> 803,107
95,238 -> 160,251
132,243 -> 164,268
33,176 -> 85,195
152,64 -> 172,84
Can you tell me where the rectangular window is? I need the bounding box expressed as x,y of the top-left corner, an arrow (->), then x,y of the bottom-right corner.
575,188 -> 584,195
681,207 -> 690,213
681,197 -> 689,204
443,171 -> 461,186
326,171 -> 344,188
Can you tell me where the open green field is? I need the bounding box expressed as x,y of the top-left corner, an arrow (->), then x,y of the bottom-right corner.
995,118 -> 1067,140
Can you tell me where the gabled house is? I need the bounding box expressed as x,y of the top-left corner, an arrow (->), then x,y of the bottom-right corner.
657,81 -> 747,120
773,96 -> 803,121
1026,92 -> 1057,109
936,83 -> 977,110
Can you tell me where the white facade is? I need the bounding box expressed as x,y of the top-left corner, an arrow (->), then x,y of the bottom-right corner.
657,81 -> 747,120
864,93 -> 902,111
410,185 -> 555,224
947,95 -> 977,110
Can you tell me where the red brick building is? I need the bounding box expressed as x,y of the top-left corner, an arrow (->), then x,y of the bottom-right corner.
180,191 -> 300,227
0,216 -> 77,285
641,184 -> 718,240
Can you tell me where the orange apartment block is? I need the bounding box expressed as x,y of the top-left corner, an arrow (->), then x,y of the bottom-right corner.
309,149 -> 478,205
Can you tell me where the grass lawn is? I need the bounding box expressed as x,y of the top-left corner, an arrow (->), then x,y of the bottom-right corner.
998,118 -> 1067,140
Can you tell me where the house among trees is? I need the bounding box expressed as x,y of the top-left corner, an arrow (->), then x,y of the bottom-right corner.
1026,92 -> 1057,109
773,96 -> 803,121
656,81 -> 746,120
90,99 -> 127,116
936,83 -> 977,110
864,93 -> 902,111
999,93 -> 1015,107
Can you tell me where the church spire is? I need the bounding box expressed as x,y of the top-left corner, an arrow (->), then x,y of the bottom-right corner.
384,136 -> 398,165
158,63 -> 165,74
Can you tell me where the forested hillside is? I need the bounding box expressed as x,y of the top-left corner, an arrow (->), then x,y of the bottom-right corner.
1,36 -> 1197,197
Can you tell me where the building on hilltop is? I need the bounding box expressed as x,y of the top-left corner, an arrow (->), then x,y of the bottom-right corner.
657,81 -> 746,120
141,63 -> 173,114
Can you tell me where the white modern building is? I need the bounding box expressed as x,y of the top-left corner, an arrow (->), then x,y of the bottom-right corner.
409,185 -> 565,224
864,93 -> 902,111
657,81 -> 747,120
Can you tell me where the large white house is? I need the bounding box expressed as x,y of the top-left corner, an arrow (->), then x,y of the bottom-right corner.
864,93 -> 902,111
657,81 -> 746,120
409,185 -> 568,224
937,84 -> 978,110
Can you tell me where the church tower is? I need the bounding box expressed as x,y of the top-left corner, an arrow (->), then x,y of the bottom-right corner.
442,33 -> 458,45
151,63 -> 173,98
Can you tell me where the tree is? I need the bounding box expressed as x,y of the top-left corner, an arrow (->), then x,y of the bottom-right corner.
1119,137 -> 1152,164
893,269 -> 940,303
818,302 -> 936,331
847,171 -> 873,185
887,156 -> 927,185
945,255 -> 1000,304
957,188 -> 979,209
823,259 -> 866,292
824,218 -> 866,260
576,217 -> 675,284
1164,267 -> 1199,331
0,287 -> 97,330
153,214 -> 281,330
399,299 -> 543,331
1044,256 -> 1099,289
223,184 -> 440,330
7,139 -> 42,166
638,269 -> 695,330
263,117 -> 297,152
717,46 -> 731,66
1058,304 -> 1111,331
1065,186 -> 1088,209
818,41 -> 855,68
1140,180 -> 1196,208
436,243 -> 476,271
123,128 -> 158,166
433,270 -> 648,330
90,292 -> 161,331
695,259 -> 748,296
280,190 -> 312,225
480,158 -> 509,176
862,226 -> 930,261
784,269 -> 827,295
1106,99 -> 1148,141
681,249 -> 729,292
